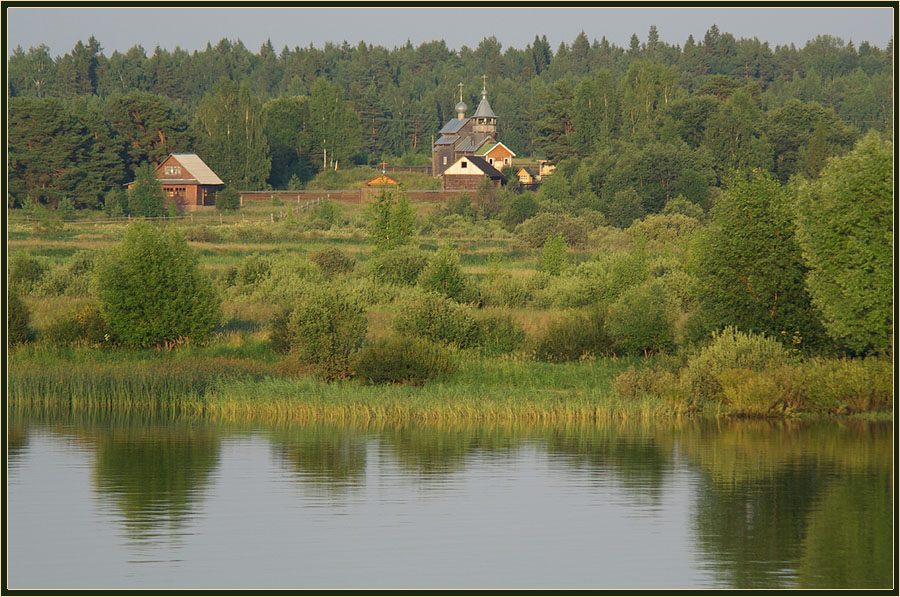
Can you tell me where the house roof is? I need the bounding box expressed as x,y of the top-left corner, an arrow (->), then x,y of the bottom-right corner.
455,134 -> 492,154
434,136 -> 457,146
476,141 -> 517,157
459,156 -> 504,179
167,153 -> 224,185
517,167 -> 534,176
438,117 -> 469,135
366,174 -> 399,186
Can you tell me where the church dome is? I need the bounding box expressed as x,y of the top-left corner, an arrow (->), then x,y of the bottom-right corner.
455,100 -> 468,113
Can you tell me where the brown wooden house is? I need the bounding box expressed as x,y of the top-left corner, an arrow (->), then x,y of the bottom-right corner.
153,153 -> 224,210
441,156 -> 504,190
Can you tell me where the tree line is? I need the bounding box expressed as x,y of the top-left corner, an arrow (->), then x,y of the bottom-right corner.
7,26 -> 893,209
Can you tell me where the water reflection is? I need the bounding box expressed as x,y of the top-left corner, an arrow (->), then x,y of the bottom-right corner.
93,425 -> 221,541
269,424 -> 367,494
7,406 -> 894,590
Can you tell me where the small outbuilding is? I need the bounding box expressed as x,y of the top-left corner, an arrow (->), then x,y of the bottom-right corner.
441,156 -> 504,191
362,172 -> 401,201
517,167 -> 536,185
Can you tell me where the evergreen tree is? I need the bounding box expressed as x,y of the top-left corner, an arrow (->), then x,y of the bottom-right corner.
127,162 -> 166,217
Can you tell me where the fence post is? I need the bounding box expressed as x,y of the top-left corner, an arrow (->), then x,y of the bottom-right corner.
190,213 -> 194,224
219,214 -> 223,225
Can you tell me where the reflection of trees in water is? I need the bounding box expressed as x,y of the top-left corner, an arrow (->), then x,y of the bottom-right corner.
7,421 -> 30,467
269,424 -> 368,494
378,424 -> 523,477
93,426 -> 221,541
539,423 -> 674,504
678,419 -> 893,589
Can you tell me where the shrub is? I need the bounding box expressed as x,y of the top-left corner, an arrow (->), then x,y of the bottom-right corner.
662,195 -> 705,220
310,198 -> 341,229
353,335 -> 457,385
268,305 -> 294,354
678,327 -> 791,402
607,280 -> 676,356
531,310 -> 614,362
516,213 -> 591,248
8,252 -> 49,294
181,225 -> 222,243
369,190 -> 415,251
394,291 -> 480,348
249,254 -> 323,303
801,357 -> 893,413
476,313 -> 526,356
369,245 -> 429,286
7,291 -> 33,345
418,244 -> 478,303
43,304 -> 113,348
35,250 -> 96,297
215,187 -> 241,211
286,287 -> 367,380
103,188 -> 128,217
627,213 -> 699,253
57,196 -> 76,220
480,272 -> 529,308
235,253 -> 273,287
717,368 -> 785,416
310,247 -> 355,275
539,233 -> 569,276
92,222 -> 222,348
612,364 -> 679,401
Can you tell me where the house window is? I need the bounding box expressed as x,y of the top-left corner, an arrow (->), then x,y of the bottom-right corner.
461,161 -> 467,168
165,165 -> 181,176
504,158 -> 510,165
489,158 -> 494,165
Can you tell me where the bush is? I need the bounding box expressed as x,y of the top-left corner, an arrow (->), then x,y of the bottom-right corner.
516,213 -> 591,248
235,253 -> 273,287
531,310 -> 614,362
92,222 -> 222,348
607,280 -> 676,356
57,196 -> 76,220
34,250 -> 96,297
801,357 -> 893,413
43,304 -> 113,348
128,163 -> 166,217
216,187 -> 241,211
539,233 -> 569,276
7,291 -> 33,346
286,286 -> 367,380
394,291 -> 480,348
612,364 -> 679,401
248,254 -> 323,303
370,245 -> 429,286
8,252 -> 49,294
268,305 -> 294,354
678,327 -> 791,402
480,271 -> 529,308
309,247 -> 355,275
181,225 -> 222,243
476,313 -> 525,356
627,213 -> 699,253
418,244 -> 478,303
353,335 -> 457,385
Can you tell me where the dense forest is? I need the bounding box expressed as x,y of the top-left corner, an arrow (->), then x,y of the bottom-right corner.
7,26 -> 894,212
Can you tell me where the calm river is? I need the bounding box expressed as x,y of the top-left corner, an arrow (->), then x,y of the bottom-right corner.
6,408 -> 894,591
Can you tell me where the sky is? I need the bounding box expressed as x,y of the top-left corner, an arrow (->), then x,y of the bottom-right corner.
6,5 -> 895,59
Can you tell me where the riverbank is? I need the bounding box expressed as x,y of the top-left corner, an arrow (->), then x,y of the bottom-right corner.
8,346 -> 891,425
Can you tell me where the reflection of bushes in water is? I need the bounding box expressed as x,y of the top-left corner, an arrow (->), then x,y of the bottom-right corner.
680,419 -> 893,589
94,426 -> 221,540
796,472 -> 893,589
269,424 -> 368,491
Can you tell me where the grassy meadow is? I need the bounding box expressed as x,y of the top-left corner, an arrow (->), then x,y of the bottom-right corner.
7,188 -> 892,423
